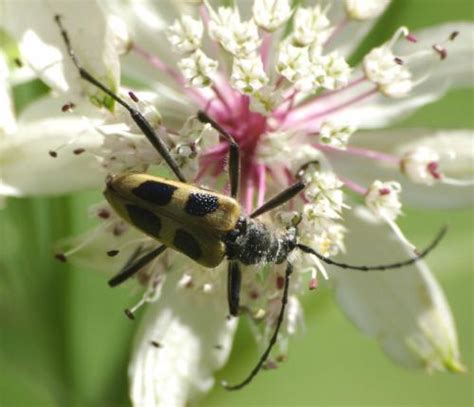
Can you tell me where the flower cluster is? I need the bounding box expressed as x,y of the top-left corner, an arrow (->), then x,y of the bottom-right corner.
1,0 -> 473,406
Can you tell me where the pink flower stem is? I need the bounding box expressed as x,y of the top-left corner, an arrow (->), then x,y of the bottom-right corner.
315,144 -> 400,166
306,76 -> 367,105
339,176 -> 368,195
212,84 -> 233,114
132,44 -> 209,107
285,87 -> 377,127
324,16 -> 349,48
256,163 -> 267,207
245,175 -> 255,213
261,31 -> 272,72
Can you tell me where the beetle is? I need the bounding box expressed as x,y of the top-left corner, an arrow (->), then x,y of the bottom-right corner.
55,15 -> 446,391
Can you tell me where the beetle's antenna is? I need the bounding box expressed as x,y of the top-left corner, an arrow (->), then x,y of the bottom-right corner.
108,245 -> 167,287
222,261 -> 293,391
297,226 -> 447,272
54,15 -> 187,183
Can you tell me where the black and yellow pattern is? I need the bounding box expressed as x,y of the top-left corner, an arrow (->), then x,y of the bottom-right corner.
104,173 -> 241,267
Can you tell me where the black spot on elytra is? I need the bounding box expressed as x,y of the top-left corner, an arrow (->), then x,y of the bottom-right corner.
132,181 -> 176,206
126,205 -> 161,238
173,229 -> 202,260
185,193 -> 219,216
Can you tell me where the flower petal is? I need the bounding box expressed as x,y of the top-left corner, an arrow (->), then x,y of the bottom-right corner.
326,128 -> 474,208
395,22 -> 474,88
3,0 -> 120,97
330,207 -> 464,372
330,22 -> 474,129
0,96 -> 104,197
129,271 -> 237,407
0,52 -> 17,136
326,1 -> 391,58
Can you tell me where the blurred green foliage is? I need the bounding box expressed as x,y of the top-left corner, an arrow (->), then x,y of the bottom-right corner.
1,1 -> 473,406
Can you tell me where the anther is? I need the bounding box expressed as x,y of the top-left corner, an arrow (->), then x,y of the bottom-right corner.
426,162 -> 441,179
214,344 -> 223,350
97,208 -> 111,219
309,278 -> 318,290
394,57 -> 404,65
276,275 -> 285,290
449,31 -> 459,41
150,340 -> 162,348
61,102 -> 76,112
129,91 -> 139,103
55,253 -> 67,262
13,58 -> 23,67
379,187 -> 391,196
432,44 -> 447,60
406,33 -> 417,43
107,250 -> 120,257
73,148 -> 85,155
124,309 -> 135,320
49,150 -> 58,158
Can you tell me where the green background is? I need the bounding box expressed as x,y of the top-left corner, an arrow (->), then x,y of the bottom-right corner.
1,1 -> 473,406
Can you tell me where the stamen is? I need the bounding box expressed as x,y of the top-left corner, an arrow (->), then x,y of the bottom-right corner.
449,31 -> 459,41
73,148 -> 85,155
387,26 -> 410,49
129,91 -> 140,102
432,44 -> 447,60
382,215 -> 418,254
308,277 -> 318,290
406,33 -> 418,43
58,223 -> 109,259
61,102 -> 76,112
442,177 -> 474,186
107,250 -> 120,257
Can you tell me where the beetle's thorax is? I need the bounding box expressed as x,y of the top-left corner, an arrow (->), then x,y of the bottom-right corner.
224,217 -> 297,265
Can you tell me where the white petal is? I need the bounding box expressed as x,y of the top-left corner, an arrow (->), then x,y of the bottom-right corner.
326,1 -> 391,58
3,0 -> 120,97
0,53 -> 17,136
395,22 -> 474,88
102,0 -> 190,88
331,22 -> 474,128
129,271 -> 237,407
330,207 -> 464,372
327,128 -> 474,208
0,96 -> 104,197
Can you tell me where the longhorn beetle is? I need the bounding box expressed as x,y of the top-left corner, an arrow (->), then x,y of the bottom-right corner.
55,15 -> 446,391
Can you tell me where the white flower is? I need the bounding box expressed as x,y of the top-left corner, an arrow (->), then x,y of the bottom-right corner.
178,49 -> 218,88
230,54 -> 268,94
401,147 -> 442,185
276,41 -> 312,87
166,15 -> 204,54
345,0 -> 391,20
365,180 -> 402,221
319,121 -> 356,149
363,44 -> 413,98
207,5 -> 261,58
310,50 -> 352,90
253,0 -> 293,32
2,1 -> 471,406
292,5 -> 332,47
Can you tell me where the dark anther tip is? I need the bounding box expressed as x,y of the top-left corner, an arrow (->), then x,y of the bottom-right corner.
107,250 -> 120,257
124,309 -> 135,320
54,253 -> 67,263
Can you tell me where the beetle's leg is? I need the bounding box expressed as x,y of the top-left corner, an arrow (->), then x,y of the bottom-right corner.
227,261 -> 242,317
250,181 -> 306,218
108,245 -> 167,287
54,15 -> 186,182
197,111 -> 240,199
223,260 -> 293,391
